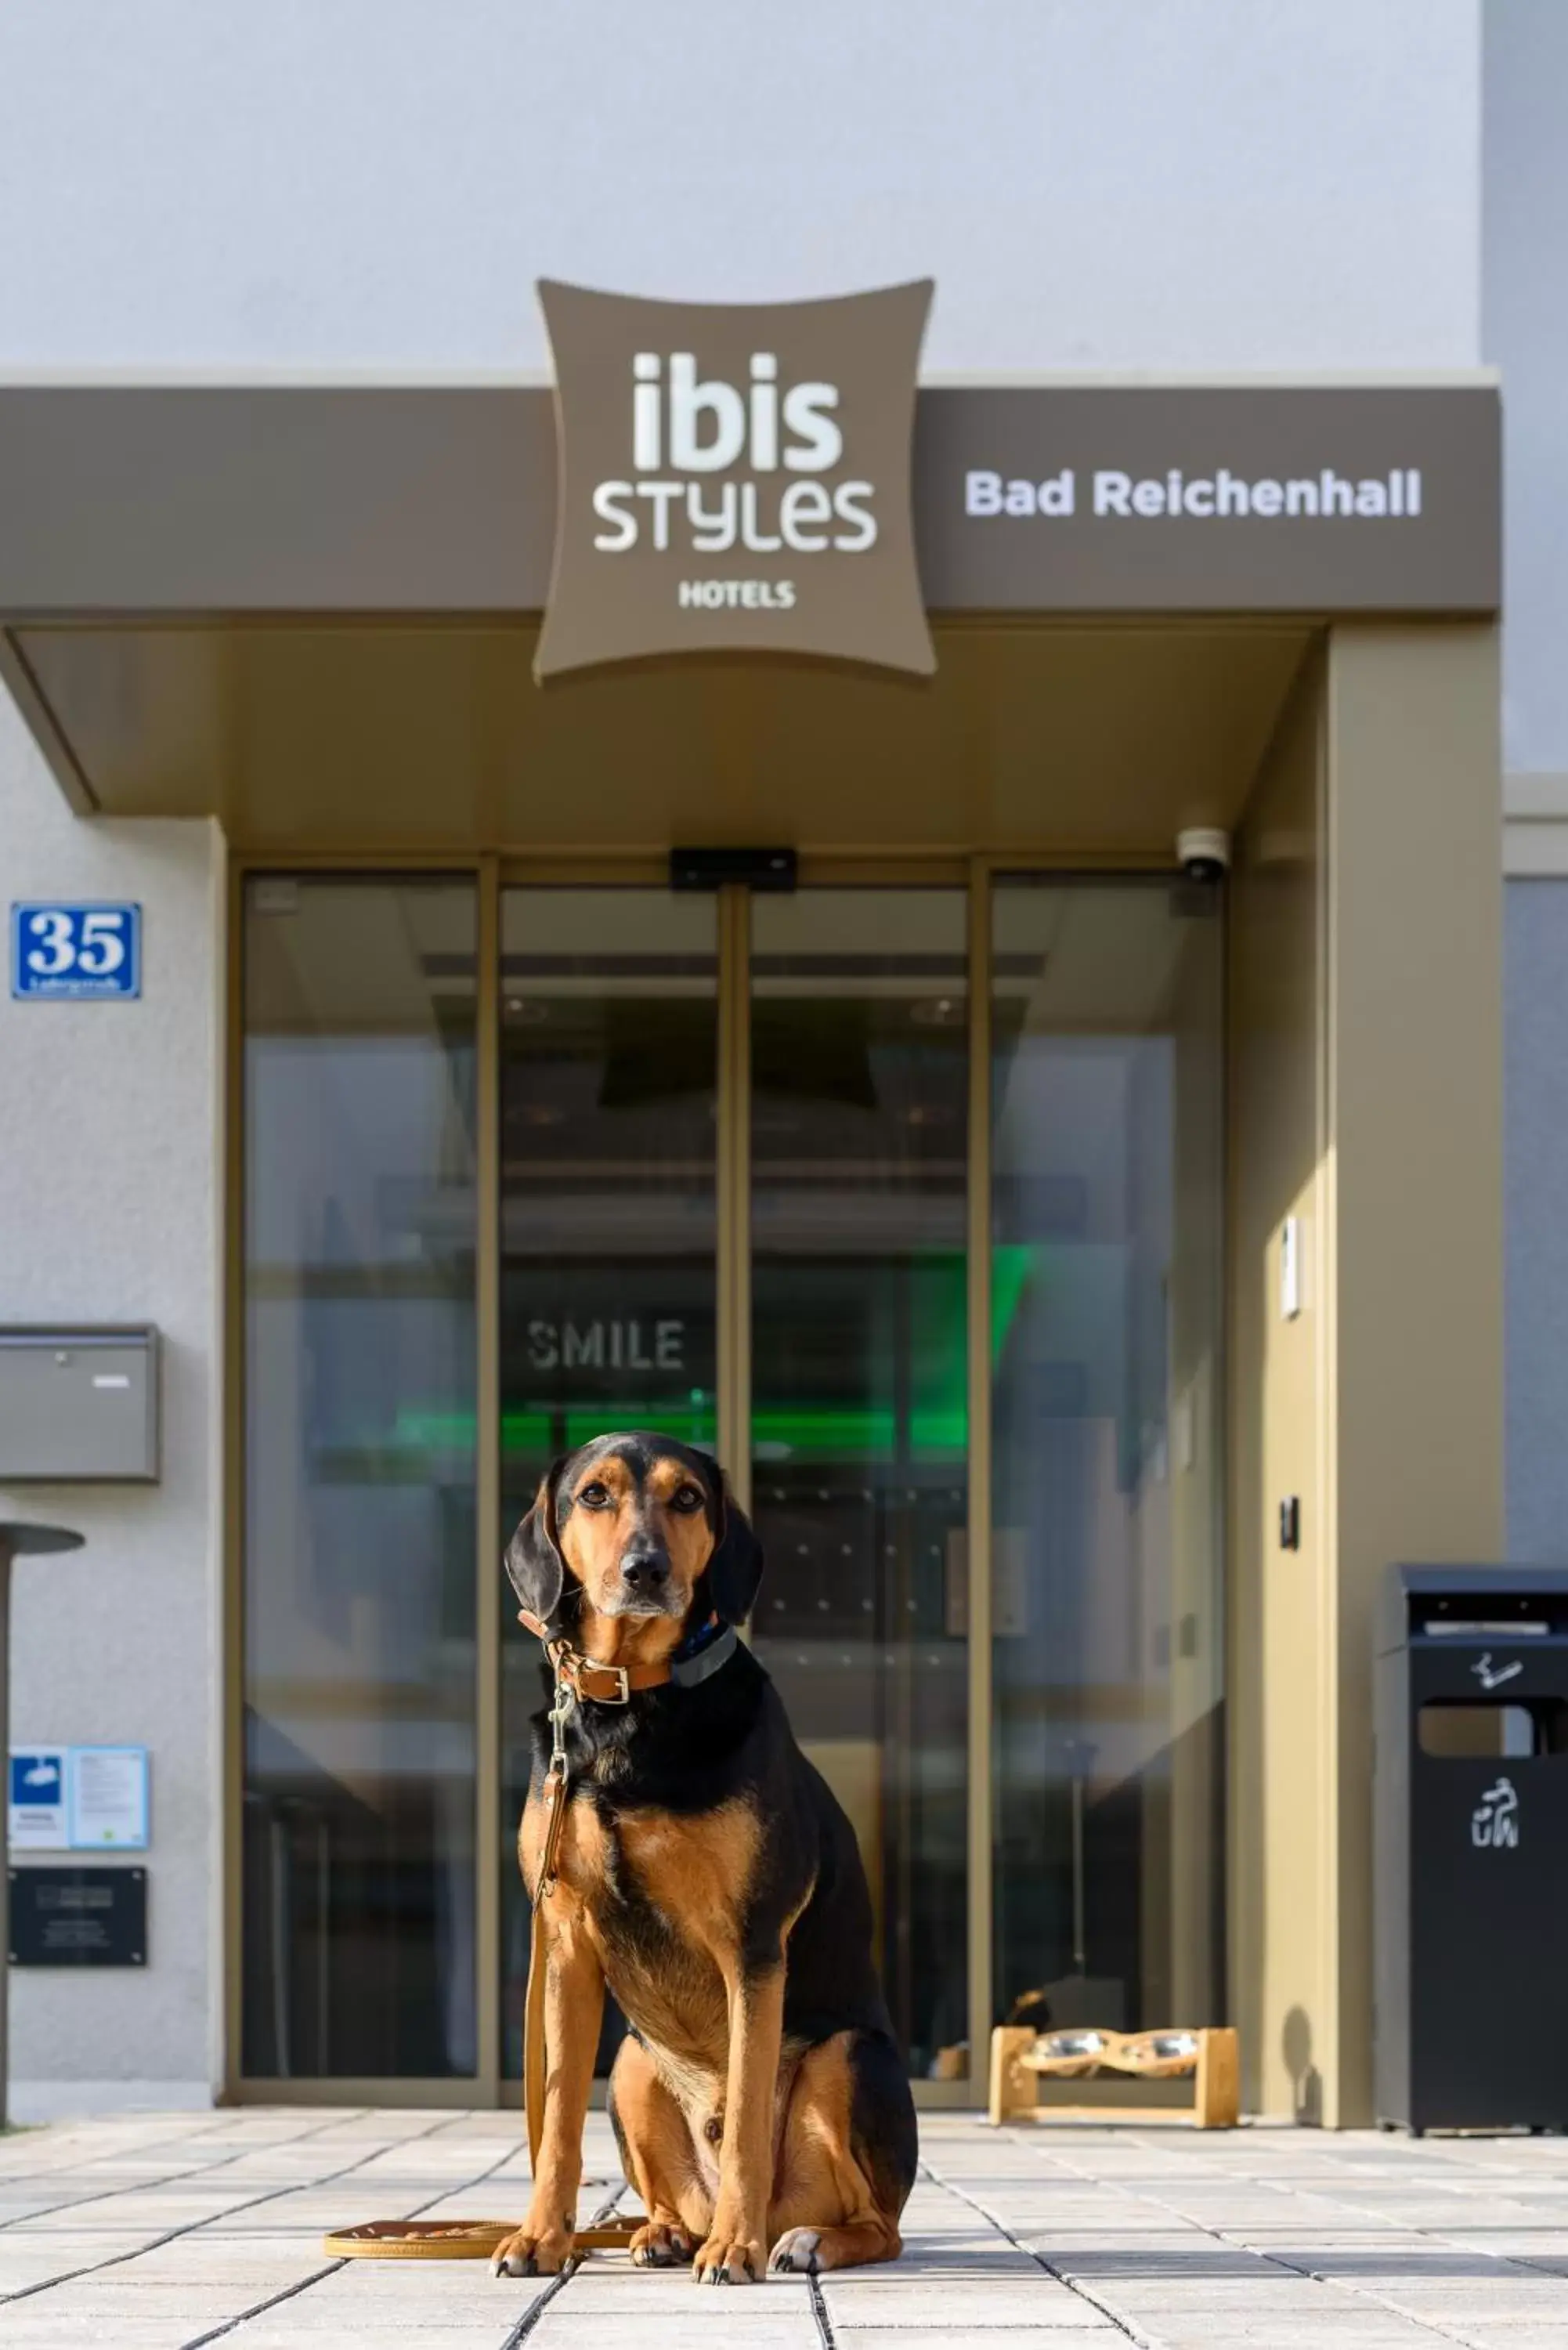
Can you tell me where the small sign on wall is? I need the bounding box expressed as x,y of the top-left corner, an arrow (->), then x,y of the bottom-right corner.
9,1749 -> 67,1849
9,1867 -> 146,1966
10,902 -> 141,999
8,1747 -> 148,1849
67,1747 -> 149,1849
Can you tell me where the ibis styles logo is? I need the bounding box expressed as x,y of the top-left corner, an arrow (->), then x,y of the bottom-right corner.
535,280 -> 934,680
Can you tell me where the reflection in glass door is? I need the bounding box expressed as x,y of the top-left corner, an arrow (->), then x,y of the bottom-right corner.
750,891 -> 969,2077
990,879 -> 1225,2037
242,877 -> 479,2079
497,890 -> 718,2078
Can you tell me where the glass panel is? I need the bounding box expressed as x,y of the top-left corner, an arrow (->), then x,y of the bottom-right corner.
750,890 -> 968,2079
991,880 -> 1224,2037
498,889 -> 719,2079
242,877 -> 478,2077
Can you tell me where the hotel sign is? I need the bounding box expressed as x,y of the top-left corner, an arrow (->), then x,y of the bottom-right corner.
534,279 -> 934,678
0,379 -> 1499,624
915,385 -> 1500,613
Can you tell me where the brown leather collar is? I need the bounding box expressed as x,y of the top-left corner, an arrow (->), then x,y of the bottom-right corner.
517,1610 -> 731,1705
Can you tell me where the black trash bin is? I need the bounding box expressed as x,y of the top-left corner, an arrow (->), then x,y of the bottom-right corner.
1375,1564 -> 1568,2133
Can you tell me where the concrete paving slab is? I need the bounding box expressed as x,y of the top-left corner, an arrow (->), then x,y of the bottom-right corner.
0,2323 -> 204,2348
821,2281 -> 1110,2324
7,2108 -> 1568,2346
223,2321 -> 540,2343
1440,2333 -> 1568,2350
1140,2327 -> 1465,2348
833,2336 -> 1114,2348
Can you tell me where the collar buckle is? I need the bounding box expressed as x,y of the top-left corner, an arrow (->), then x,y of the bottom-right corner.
586,1660 -> 631,1705
548,1639 -> 631,1706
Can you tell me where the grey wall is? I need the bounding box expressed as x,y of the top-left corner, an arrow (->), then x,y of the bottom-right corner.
0,692 -> 222,2113
0,0 -> 1480,373
1484,0 -> 1568,772
1504,883 -> 1568,1563
1483,3 -> 1568,1556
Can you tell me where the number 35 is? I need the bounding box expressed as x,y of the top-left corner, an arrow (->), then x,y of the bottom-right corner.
24,909 -> 125,977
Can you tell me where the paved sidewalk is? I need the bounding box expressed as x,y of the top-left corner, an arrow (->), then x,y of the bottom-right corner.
2,2107 -> 1568,2348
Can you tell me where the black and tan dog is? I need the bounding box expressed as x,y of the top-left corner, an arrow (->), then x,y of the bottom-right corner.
493,1430 -> 916,2285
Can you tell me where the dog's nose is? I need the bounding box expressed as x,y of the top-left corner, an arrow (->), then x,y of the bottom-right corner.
620,1549 -> 670,1590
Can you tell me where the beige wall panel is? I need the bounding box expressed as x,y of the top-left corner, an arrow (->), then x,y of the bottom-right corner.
1230,624 -> 1503,2128
1228,648 -> 1330,2120
15,621 -> 1310,854
1323,624 -> 1503,2126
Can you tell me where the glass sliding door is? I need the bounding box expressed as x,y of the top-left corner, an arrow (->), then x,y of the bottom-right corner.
242,877 -> 479,2079
497,889 -> 719,2078
989,878 -> 1225,2038
749,891 -> 969,2077
235,862 -> 1227,2100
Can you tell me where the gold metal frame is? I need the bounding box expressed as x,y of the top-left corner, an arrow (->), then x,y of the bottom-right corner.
221,844 -> 1169,2110
221,856 -> 246,2099
474,856 -> 503,2102
965,865 -> 994,2083
716,884 -> 753,1511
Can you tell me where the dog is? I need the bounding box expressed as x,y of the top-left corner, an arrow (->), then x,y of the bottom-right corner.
493,1429 -> 917,2285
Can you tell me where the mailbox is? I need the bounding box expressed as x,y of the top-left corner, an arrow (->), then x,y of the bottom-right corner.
1375,1564 -> 1568,2132
0,1328 -> 160,1482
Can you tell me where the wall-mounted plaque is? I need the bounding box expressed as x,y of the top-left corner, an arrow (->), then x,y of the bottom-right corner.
9,1865 -> 146,1966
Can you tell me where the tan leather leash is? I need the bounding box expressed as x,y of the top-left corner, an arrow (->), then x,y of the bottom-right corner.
521,1633 -> 641,2251
325,1617 -> 735,2260
519,1618 -> 739,2243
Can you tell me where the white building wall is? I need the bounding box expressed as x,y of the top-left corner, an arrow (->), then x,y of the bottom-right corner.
0,0 -> 1480,374
0,1 -> 1488,2101
0,692 -> 222,2114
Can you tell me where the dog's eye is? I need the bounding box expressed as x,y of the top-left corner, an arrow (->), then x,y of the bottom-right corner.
577,1480 -> 610,1508
670,1484 -> 704,1513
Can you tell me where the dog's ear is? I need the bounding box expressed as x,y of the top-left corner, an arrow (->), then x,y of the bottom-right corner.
504,1456 -> 570,1629
706,1473 -> 764,1626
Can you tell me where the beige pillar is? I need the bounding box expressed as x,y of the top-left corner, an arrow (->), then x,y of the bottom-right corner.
1230,624 -> 1502,2125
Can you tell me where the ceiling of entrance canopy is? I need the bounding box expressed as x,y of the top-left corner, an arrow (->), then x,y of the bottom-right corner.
9,619 -> 1312,853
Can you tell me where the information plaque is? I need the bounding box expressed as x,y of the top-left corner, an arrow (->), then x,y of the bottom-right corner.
8,1866 -> 146,1966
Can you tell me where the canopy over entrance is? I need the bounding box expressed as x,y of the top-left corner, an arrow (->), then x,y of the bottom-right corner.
0,378 -> 1497,851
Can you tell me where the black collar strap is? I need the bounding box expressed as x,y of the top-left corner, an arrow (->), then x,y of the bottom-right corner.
667,1622 -> 739,1688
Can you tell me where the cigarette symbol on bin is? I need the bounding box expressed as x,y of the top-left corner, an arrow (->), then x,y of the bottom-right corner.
1472,1651 -> 1523,1691
1471,1777 -> 1520,1849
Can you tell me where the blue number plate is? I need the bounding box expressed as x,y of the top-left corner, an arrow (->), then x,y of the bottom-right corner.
11,903 -> 142,1000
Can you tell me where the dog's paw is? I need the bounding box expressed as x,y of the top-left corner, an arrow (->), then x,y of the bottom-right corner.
692,2229 -> 764,2284
768,2226 -> 822,2275
631,2219 -> 695,2267
490,2222 -> 573,2278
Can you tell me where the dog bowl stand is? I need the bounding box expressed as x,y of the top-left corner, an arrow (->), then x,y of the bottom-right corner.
988,2023 -> 1241,2128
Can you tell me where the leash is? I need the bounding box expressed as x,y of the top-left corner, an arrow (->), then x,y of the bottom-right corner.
327,1614 -> 733,2261
521,1619 -> 731,2247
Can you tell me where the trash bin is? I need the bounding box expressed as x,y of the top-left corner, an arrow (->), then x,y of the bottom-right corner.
1375,1564 -> 1568,2133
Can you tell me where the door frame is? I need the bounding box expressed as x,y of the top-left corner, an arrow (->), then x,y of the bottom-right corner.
222,847 -> 1180,2106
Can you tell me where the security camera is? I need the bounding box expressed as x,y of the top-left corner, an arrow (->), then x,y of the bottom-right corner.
1176,827 -> 1230,884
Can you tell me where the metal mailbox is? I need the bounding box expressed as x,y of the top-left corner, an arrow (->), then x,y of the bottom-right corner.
0,1328 -> 160,1482
1375,1564 -> 1568,2132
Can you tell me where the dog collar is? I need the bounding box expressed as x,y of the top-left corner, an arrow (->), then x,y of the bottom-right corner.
517,1610 -> 738,1705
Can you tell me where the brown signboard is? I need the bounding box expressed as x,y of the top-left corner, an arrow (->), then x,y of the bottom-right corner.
913,385 -> 1501,614
0,381 -> 1499,622
533,280 -> 934,679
